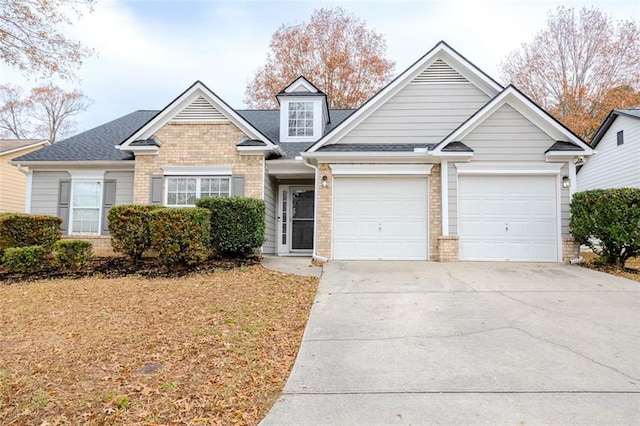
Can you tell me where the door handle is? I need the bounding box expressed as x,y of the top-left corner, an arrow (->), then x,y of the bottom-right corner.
505,223 -> 509,231
379,223 -> 382,232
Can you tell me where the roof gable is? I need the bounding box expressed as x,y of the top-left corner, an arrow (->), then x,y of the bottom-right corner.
433,85 -> 593,155
119,81 -> 279,153
590,109 -> 640,148
307,41 -> 503,153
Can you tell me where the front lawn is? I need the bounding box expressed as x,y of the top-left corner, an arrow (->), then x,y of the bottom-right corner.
0,266 -> 318,424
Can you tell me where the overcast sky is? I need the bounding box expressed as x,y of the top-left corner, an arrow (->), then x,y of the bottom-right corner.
2,0 -> 639,134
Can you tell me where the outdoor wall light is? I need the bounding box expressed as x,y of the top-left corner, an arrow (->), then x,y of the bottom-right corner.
562,176 -> 571,188
321,175 -> 328,188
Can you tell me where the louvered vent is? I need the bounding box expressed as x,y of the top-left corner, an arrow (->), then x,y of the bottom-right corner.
172,96 -> 227,121
412,59 -> 467,84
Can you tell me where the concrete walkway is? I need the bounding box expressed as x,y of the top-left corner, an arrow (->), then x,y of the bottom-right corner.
262,261 -> 640,425
262,255 -> 322,277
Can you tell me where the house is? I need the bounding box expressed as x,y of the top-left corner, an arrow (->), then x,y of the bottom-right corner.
577,109 -> 640,191
0,139 -> 50,213
10,41 -> 594,262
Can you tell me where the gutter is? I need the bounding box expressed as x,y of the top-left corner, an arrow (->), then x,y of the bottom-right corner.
303,157 -> 329,263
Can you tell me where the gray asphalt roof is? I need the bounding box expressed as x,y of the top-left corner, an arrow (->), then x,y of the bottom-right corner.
617,109 -> 640,119
0,139 -> 48,155
441,141 -> 473,152
12,110 -> 159,162
11,108 -> 355,162
546,141 -> 584,152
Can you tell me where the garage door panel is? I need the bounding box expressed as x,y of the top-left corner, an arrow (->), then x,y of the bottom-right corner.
333,177 -> 428,260
458,175 -> 558,262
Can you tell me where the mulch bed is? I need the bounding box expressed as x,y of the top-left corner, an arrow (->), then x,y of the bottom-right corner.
0,256 -> 259,284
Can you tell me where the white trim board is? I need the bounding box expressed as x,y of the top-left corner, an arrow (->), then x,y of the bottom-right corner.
330,164 -> 434,176
455,162 -> 563,175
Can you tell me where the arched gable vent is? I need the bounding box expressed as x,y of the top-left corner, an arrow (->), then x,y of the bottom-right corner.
172,96 -> 227,121
412,58 -> 467,84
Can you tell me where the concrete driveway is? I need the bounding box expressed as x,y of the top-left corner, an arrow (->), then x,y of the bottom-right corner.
262,262 -> 640,425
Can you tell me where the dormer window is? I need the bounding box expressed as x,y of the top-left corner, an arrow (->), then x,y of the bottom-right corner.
277,76 -> 330,143
288,102 -> 314,137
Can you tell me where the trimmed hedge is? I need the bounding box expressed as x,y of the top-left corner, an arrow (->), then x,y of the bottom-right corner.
149,208 -> 211,268
0,213 -> 61,254
196,196 -> 265,257
570,188 -> 640,267
108,205 -> 162,262
53,240 -> 94,270
1,245 -> 48,273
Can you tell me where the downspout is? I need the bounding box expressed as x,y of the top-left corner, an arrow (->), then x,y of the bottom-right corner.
16,164 -> 32,213
303,157 -> 329,263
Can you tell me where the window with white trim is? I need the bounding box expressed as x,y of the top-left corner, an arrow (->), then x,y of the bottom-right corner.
166,176 -> 230,207
71,180 -> 102,234
288,101 -> 314,137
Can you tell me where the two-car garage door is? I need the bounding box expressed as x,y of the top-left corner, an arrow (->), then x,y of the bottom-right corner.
458,175 -> 558,262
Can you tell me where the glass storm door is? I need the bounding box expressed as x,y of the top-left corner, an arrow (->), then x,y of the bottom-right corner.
278,186 -> 314,253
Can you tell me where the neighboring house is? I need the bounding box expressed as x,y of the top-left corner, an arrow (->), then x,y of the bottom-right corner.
11,41 -> 594,262
0,139 -> 50,213
577,109 -> 640,191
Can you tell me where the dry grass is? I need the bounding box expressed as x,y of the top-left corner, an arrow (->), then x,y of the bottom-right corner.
580,252 -> 640,282
0,266 -> 318,424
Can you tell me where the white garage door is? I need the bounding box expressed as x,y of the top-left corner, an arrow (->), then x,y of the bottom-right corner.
458,175 -> 558,262
333,177 -> 428,260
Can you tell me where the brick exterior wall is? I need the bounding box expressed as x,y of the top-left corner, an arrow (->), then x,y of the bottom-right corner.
562,236 -> 580,262
437,236 -> 459,262
315,163 -> 442,261
316,163 -> 333,259
132,122 -> 263,204
428,164 -> 442,261
63,235 -> 114,257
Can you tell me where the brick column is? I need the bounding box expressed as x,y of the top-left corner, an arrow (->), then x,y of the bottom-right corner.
437,236 -> 459,262
562,237 -> 579,262
316,163 -> 333,259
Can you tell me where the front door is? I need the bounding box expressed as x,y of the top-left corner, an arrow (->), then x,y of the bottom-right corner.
278,185 -> 314,254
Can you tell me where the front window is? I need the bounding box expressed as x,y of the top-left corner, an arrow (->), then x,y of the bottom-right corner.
166,176 -> 230,207
288,101 -> 314,137
71,180 -> 102,234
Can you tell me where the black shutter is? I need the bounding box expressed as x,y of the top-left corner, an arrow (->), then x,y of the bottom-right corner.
102,179 -> 116,235
58,180 -> 71,233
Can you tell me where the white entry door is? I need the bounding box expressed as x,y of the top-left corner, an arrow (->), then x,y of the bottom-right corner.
278,186 -> 314,254
333,177 -> 428,260
458,175 -> 558,261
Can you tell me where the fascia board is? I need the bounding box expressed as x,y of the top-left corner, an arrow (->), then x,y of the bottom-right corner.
0,140 -> 50,156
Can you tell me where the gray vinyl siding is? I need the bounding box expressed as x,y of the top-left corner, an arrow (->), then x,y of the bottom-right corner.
262,173 -> 277,254
339,82 -> 490,145
577,116 -> 640,190
447,162 -> 458,236
104,171 -> 134,205
460,104 -> 555,161
30,171 -> 70,215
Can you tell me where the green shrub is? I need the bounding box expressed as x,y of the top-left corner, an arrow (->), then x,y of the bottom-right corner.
0,214 -> 61,254
149,208 -> 211,268
570,188 -> 640,267
1,245 -> 48,273
53,240 -> 94,270
196,197 -> 265,257
108,205 -> 162,262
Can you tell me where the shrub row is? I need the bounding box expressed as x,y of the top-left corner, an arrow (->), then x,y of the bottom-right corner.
108,197 -> 265,267
1,240 -> 93,273
0,213 -> 61,254
570,188 -> 640,267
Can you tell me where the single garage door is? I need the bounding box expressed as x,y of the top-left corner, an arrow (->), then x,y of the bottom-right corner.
333,177 -> 428,260
458,175 -> 558,262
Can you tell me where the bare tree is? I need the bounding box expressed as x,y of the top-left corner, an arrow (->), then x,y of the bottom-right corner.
27,85 -> 92,143
245,7 -> 395,109
501,6 -> 640,139
0,0 -> 95,79
0,84 -> 28,138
